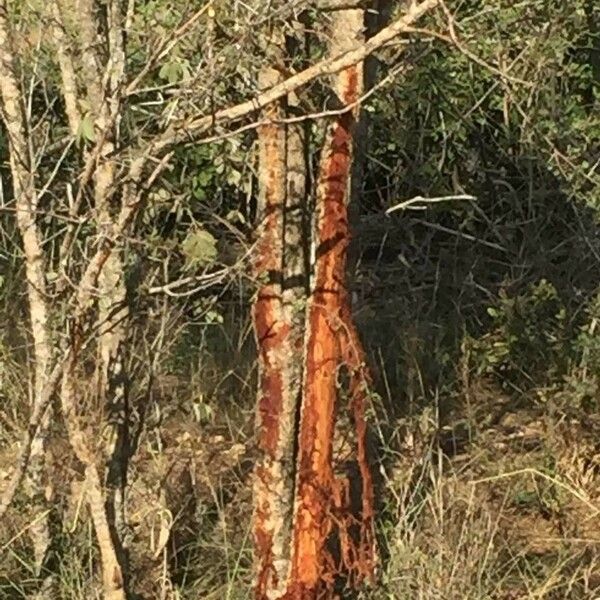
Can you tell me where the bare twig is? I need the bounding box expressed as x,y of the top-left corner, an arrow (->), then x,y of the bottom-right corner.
132,0 -> 441,157
411,218 -> 507,253
386,194 -> 476,214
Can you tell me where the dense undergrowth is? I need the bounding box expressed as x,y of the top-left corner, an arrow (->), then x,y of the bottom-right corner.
3,158 -> 600,599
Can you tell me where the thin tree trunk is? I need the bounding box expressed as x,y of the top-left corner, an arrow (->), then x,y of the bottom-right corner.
348,0 -> 392,271
285,7 -> 375,597
87,0 -> 131,562
98,252 -> 130,565
0,169 -> 147,526
0,3 -> 54,585
252,41 -> 302,596
60,369 -> 126,600
54,0 -> 131,589
51,1 -> 81,136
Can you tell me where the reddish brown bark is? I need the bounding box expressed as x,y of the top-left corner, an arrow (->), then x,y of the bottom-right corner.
285,52 -> 375,596
253,79 -> 288,594
253,58 -> 306,598
253,10 -> 377,599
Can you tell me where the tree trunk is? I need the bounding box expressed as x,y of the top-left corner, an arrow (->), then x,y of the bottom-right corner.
253,8 -> 375,599
286,8 -> 375,597
60,362 -> 126,600
252,29 -> 308,595
0,4 -> 54,587
64,0 -> 130,496
52,1 -> 130,595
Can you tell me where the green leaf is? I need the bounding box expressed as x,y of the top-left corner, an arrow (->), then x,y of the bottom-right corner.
225,209 -> 245,225
159,60 -> 183,84
77,113 -> 96,143
205,309 -> 224,324
181,229 -> 217,268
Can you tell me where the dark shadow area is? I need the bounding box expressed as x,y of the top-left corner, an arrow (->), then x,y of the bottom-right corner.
355,119 -> 600,419
349,55 -> 600,593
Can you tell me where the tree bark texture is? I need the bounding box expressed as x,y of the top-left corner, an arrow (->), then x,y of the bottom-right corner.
286,8 -> 374,597
0,1 -> 53,581
253,34 -> 308,595
54,1 -> 131,594
253,8 -> 376,600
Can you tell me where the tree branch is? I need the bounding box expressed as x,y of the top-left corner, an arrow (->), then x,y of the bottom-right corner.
136,0 -> 440,157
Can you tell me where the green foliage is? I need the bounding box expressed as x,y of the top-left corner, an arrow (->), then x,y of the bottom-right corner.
557,293 -> 600,411
573,294 -> 600,371
158,58 -> 191,84
181,228 -> 218,269
469,279 -> 570,387
369,0 -> 599,211
77,113 -> 95,143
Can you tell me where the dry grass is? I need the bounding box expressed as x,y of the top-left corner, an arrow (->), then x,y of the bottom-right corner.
2,150 -> 600,598
2,348 -> 600,599
366,378 -> 600,600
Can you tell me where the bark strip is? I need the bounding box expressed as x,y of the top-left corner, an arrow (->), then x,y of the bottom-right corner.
285,7 -> 375,597
252,60 -> 297,599
253,21 -> 311,596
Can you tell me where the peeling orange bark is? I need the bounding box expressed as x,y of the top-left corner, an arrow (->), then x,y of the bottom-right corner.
253,90 -> 288,595
338,308 -> 375,580
253,11 -> 375,599
286,51 -> 375,596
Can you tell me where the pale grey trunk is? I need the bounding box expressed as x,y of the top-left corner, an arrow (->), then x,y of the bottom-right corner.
53,0 -> 131,594
97,249 -> 130,558
51,1 -> 81,135
0,3 -> 53,585
252,59 -> 291,599
60,372 -> 126,600
81,0 -> 130,557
